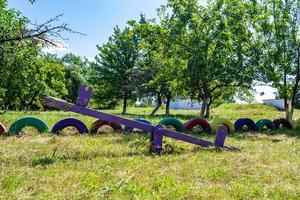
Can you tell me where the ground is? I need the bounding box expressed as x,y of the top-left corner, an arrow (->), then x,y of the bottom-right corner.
0,104 -> 300,199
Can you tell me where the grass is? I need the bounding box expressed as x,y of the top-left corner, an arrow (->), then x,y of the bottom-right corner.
1,105 -> 300,199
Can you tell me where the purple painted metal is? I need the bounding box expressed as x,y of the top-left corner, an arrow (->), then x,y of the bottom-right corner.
152,125 -> 164,154
41,85 -> 239,153
76,85 -> 93,107
163,129 -> 212,147
214,125 -> 228,147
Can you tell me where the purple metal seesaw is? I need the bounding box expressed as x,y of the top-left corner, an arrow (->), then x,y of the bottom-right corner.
41,85 -> 239,154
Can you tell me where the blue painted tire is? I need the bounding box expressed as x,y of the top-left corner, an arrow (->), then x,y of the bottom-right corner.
234,118 -> 256,131
51,118 -> 88,134
124,118 -> 152,134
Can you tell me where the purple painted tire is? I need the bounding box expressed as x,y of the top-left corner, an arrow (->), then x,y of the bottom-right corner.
51,118 -> 88,134
273,118 -> 293,129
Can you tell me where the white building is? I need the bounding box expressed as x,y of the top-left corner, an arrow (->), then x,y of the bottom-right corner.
170,98 -> 202,110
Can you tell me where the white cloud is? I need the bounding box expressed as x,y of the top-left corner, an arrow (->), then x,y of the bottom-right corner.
42,40 -> 70,55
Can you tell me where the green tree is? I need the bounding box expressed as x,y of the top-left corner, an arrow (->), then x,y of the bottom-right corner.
91,26 -> 141,114
0,45 -> 66,110
156,0 -> 256,117
253,0 -> 300,120
130,16 -> 185,116
61,53 -> 89,103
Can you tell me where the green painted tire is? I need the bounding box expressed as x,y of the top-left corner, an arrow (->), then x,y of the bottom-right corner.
255,119 -> 276,131
211,118 -> 234,133
158,117 -> 185,132
8,117 -> 49,136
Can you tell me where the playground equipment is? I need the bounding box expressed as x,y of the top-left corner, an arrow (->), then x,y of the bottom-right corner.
211,118 -> 235,133
40,84 -> 239,153
273,118 -> 293,129
184,118 -> 212,133
1,85 -> 299,153
158,117 -> 185,132
91,119 -> 123,134
255,119 -> 276,131
51,118 -> 89,134
8,117 -> 49,136
234,118 -> 256,131
124,118 -> 152,133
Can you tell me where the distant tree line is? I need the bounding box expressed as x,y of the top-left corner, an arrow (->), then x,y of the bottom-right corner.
0,0 -> 299,120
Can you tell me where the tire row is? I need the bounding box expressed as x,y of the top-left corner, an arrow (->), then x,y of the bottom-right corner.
0,116 -> 299,136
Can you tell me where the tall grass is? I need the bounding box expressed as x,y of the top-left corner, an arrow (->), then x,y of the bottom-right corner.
0,104 -> 300,199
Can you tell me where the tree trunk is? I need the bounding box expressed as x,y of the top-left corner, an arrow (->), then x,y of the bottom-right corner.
289,45 -> 300,121
165,94 -> 171,115
204,102 -> 211,118
200,96 -> 207,118
150,93 -> 162,117
122,95 -> 127,114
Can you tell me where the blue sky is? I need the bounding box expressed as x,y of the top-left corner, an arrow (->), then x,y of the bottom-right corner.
8,0 -> 203,58
8,0 -> 165,57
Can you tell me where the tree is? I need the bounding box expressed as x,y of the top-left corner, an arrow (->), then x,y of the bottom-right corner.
0,44 -> 66,110
0,0 -> 81,46
91,26 -> 141,114
61,53 -> 89,103
130,16 -> 185,116
156,0 -> 256,117
253,0 -> 300,120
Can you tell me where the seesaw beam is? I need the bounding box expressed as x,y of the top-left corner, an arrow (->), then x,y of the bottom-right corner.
41,84 -> 239,154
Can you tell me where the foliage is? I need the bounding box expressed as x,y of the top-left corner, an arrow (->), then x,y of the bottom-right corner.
252,0 -> 300,120
154,0 -> 257,117
91,26 -> 141,113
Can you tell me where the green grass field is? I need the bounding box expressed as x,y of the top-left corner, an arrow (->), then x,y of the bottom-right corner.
1,104 -> 300,199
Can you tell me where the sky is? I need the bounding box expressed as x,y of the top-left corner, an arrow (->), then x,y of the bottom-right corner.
7,0 -> 276,102
7,0 -> 175,58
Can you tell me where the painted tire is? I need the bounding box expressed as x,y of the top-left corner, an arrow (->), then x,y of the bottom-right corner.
51,118 -> 88,134
211,118 -> 234,133
158,117 -> 185,132
0,123 -> 7,135
124,118 -> 152,133
90,119 -> 122,134
234,118 -> 256,131
255,119 -> 276,131
273,118 -> 293,129
8,117 -> 49,136
184,118 -> 211,133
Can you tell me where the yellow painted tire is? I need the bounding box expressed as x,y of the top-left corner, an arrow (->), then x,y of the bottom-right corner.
211,118 -> 234,133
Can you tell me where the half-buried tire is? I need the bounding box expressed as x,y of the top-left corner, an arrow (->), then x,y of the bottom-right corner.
234,118 -> 256,131
273,118 -> 293,129
90,119 -> 122,134
184,118 -> 211,133
8,117 -> 49,136
124,118 -> 152,134
0,122 -> 7,135
255,119 -> 276,131
158,117 -> 185,132
211,118 -> 234,133
51,118 -> 88,134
